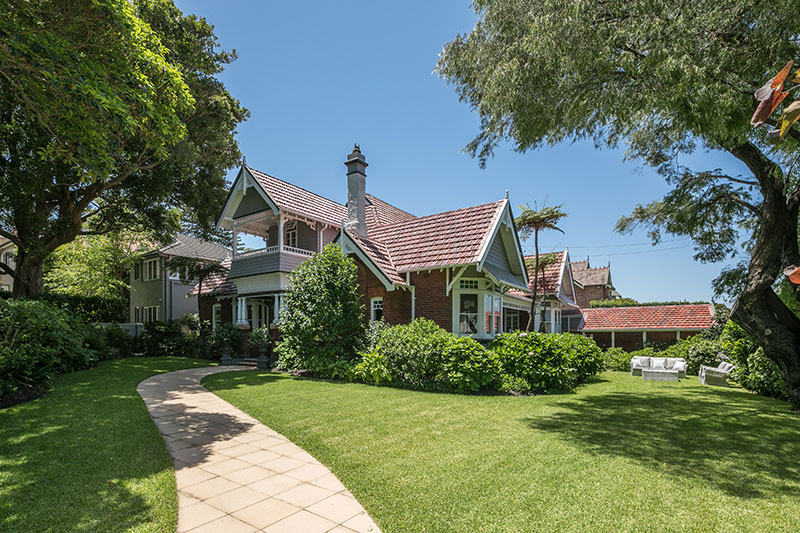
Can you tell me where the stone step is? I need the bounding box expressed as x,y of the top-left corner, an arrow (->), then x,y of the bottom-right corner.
237,358 -> 258,367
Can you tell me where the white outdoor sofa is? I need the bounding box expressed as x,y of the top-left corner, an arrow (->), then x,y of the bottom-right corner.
630,356 -> 688,379
699,361 -> 735,387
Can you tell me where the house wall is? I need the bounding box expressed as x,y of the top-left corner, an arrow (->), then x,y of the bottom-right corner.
0,244 -> 14,292
198,294 -> 233,325
129,256 -> 165,322
353,258 -> 411,325
574,284 -> 612,308
233,189 -> 270,218
587,330 -> 701,351
410,270 -> 452,332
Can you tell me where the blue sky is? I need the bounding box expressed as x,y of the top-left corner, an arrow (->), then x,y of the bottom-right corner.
176,0 -> 748,303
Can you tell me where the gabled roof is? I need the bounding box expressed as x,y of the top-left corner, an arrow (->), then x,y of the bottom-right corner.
158,233 -> 230,262
189,256 -> 238,297
571,259 -> 589,271
525,251 -> 568,295
367,200 -> 505,271
246,167 -> 348,227
571,258 -> 612,287
579,304 -> 715,331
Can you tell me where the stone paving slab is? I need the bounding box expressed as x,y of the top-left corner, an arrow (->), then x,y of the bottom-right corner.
137,366 -> 380,533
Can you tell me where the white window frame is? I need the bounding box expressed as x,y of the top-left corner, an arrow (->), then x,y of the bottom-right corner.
504,309 -> 520,332
370,297 -> 384,322
212,303 -> 222,329
143,306 -> 160,323
143,258 -> 160,281
285,220 -> 298,248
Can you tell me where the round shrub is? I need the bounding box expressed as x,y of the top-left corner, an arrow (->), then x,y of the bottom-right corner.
738,348 -> 788,400
663,335 -> 721,375
442,337 -> 502,393
0,299 -> 91,397
490,332 -> 602,394
375,318 -> 452,390
277,244 -> 365,376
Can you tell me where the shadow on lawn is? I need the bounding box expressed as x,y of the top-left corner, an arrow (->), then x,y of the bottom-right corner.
524,385 -> 800,499
0,358 -> 210,532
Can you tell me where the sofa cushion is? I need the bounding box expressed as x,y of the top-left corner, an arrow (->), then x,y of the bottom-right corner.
664,358 -> 675,369
631,356 -> 650,368
673,361 -> 688,372
651,357 -> 667,370
719,362 -> 733,372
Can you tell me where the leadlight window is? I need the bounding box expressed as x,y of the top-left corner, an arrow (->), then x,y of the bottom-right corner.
371,297 -> 384,322
459,294 -> 478,335
459,279 -> 479,290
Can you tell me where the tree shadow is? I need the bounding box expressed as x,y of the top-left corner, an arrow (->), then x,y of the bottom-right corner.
523,386 -> 800,499
0,358 -> 213,532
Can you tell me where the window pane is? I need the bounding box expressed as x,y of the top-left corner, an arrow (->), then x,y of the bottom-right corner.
459,294 -> 478,335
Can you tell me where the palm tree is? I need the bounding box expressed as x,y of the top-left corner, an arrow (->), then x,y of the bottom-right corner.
515,204 -> 567,331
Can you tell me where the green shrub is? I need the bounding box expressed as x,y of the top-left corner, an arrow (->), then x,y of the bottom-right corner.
738,348 -> 788,400
249,325 -> 272,354
0,291 -> 127,322
490,332 -> 603,394
375,318 -> 452,390
499,374 -> 531,394
138,320 -> 200,358
441,337 -> 502,393
354,351 -> 392,385
603,347 -> 630,371
0,299 -> 92,397
627,347 -> 655,360
83,323 -> 135,360
278,244 -> 365,375
663,335 -> 720,375
365,319 -> 390,352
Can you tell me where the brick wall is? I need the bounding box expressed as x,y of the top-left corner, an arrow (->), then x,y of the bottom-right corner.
198,294 -> 233,324
354,259 -> 411,325
574,284 -> 611,308
409,270 -> 452,332
588,330 -> 701,351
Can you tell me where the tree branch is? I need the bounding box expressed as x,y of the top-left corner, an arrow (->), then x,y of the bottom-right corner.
0,261 -> 14,278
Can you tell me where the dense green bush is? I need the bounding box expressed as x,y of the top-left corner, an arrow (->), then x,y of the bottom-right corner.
84,323 -> 135,359
441,337 -> 502,393
738,348 -> 789,400
249,325 -> 272,355
208,322 -> 241,358
365,319 -> 390,352
0,299 -> 92,397
603,347 -> 631,371
0,291 -> 127,322
663,335 -> 720,375
375,318 -> 452,389
277,244 -> 365,376
138,320 -> 197,358
490,332 -> 603,394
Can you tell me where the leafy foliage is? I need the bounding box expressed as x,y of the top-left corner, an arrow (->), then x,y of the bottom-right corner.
373,318 -> 453,390
0,290 -> 127,322
365,319 -> 391,352
662,336 -> 722,375
354,351 -> 392,386
603,347 -> 632,372
0,299 -> 92,397
490,331 -> 603,394
441,337 -> 502,393
277,244 -> 365,376
248,325 -> 272,353
0,0 -> 247,297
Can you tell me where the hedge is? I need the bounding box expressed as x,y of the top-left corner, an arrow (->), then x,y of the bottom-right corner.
0,290 -> 127,322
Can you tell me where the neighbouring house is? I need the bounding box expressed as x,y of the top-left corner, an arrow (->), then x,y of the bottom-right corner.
130,233 -> 230,323
507,249 -> 580,333
577,303 -> 716,350
197,145 -> 532,341
0,237 -> 14,292
570,258 -> 620,308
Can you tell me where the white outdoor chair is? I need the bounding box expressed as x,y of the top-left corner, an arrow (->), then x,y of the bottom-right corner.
698,361 -> 735,387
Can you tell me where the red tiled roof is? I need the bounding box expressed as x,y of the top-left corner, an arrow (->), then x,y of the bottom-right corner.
579,304 -> 715,331
189,257 -> 238,297
365,194 -> 417,227
348,232 -> 406,285
524,251 -> 567,295
247,167 -> 347,227
367,201 -> 505,271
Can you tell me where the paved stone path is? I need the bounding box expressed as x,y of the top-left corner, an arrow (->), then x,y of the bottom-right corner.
137,366 -> 380,533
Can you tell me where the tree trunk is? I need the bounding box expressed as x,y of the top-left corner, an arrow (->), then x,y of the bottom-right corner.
526,230 -> 539,331
12,251 -> 44,298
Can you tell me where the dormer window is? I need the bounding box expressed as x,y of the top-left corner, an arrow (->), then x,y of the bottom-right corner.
285,221 -> 298,248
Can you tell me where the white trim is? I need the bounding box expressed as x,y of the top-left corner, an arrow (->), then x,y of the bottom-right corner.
370,297 -> 384,322
579,328 -> 706,333
476,199 -> 508,273
475,200 -> 529,287
446,265 -> 468,295
216,166 -> 280,230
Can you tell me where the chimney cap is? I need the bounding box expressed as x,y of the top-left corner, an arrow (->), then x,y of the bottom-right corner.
346,143 -> 368,166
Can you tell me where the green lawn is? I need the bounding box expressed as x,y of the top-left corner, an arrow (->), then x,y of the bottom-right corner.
0,357 -> 212,533
204,371 -> 800,532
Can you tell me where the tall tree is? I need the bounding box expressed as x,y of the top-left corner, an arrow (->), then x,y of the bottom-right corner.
437,0 -> 800,406
515,204 -> 567,331
43,232 -> 145,299
0,0 -> 248,298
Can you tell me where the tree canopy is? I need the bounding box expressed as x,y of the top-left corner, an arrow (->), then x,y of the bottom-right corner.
0,0 -> 248,297
438,0 -> 800,406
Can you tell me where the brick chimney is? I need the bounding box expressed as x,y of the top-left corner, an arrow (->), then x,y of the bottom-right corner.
345,144 -> 368,238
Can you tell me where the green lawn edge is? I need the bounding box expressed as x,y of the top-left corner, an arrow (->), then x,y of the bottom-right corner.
0,357 -> 213,533
204,371 -> 800,533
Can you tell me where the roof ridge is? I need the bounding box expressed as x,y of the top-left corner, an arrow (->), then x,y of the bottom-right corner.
585,303 -> 712,311
365,192 -> 417,218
